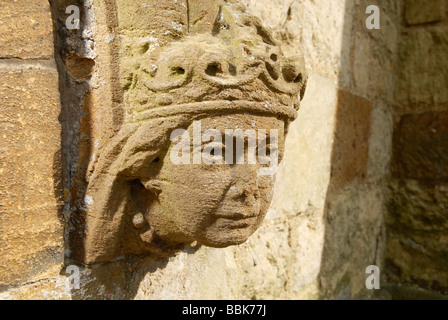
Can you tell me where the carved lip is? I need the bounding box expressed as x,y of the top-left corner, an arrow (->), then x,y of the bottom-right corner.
215,215 -> 257,229
214,212 -> 259,220
215,213 -> 258,228
215,203 -> 260,221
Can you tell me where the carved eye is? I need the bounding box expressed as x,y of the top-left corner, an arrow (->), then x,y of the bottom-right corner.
201,141 -> 225,155
270,54 -> 278,62
201,140 -> 226,166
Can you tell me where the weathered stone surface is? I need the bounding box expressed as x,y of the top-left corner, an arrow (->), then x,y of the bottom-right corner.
394,112 -> 448,181
387,0 -> 448,296
320,184 -> 386,299
386,232 -> 448,294
0,265 -> 70,300
0,69 -> 63,287
388,180 -> 448,232
130,214 -> 323,300
405,0 -> 445,25
366,101 -> 393,182
117,0 -> 188,34
0,0 -> 54,59
66,56 -> 95,80
352,1 -> 399,102
330,90 -> 372,190
396,27 -> 448,110
0,0 -> 411,300
388,111 -> 448,295
387,180 -> 448,294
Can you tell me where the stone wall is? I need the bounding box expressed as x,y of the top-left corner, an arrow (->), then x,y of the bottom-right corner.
55,0 -> 398,300
386,0 -> 448,294
0,0 -> 65,298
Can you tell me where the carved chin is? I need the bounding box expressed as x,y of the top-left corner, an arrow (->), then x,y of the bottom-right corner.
198,232 -> 253,248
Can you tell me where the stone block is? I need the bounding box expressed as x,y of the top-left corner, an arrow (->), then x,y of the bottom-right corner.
0,0 -> 54,59
397,27 -> 448,108
386,233 -> 448,293
405,0 -> 445,25
330,90 -> 372,190
388,180 -> 448,232
0,69 -> 63,286
393,111 -> 448,181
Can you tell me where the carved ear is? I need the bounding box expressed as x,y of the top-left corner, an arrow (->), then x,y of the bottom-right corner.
117,122 -> 167,178
116,116 -> 191,179
141,179 -> 162,195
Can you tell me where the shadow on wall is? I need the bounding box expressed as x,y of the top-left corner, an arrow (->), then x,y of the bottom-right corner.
49,0 -> 92,267
386,0 -> 448,296
317,0 -> 448,299
317,0 -> 388,300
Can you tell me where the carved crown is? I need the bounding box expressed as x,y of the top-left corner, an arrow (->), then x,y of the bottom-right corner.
123,1 -> 307,123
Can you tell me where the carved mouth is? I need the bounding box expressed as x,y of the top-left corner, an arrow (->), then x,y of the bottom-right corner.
215,212 -> 258,220
214,211 -> 259,229
215,202 -> 261,221
215,216 -> 257,230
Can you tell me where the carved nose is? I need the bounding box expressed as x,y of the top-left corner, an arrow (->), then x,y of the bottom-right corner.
231,188 -> 259,211
230,174 -> 260,206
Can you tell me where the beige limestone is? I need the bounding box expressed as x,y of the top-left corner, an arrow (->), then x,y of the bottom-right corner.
268,75 -> 337,218
0,68 -> 64,287
0,0 -> 54,59
6,0 -> 446,301
60,0 -> 395,300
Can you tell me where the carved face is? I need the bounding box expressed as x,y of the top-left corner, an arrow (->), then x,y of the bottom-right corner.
141,113 -> 285,247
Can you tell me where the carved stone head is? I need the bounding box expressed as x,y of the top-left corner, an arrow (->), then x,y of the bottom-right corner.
78,0 -> 307,264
